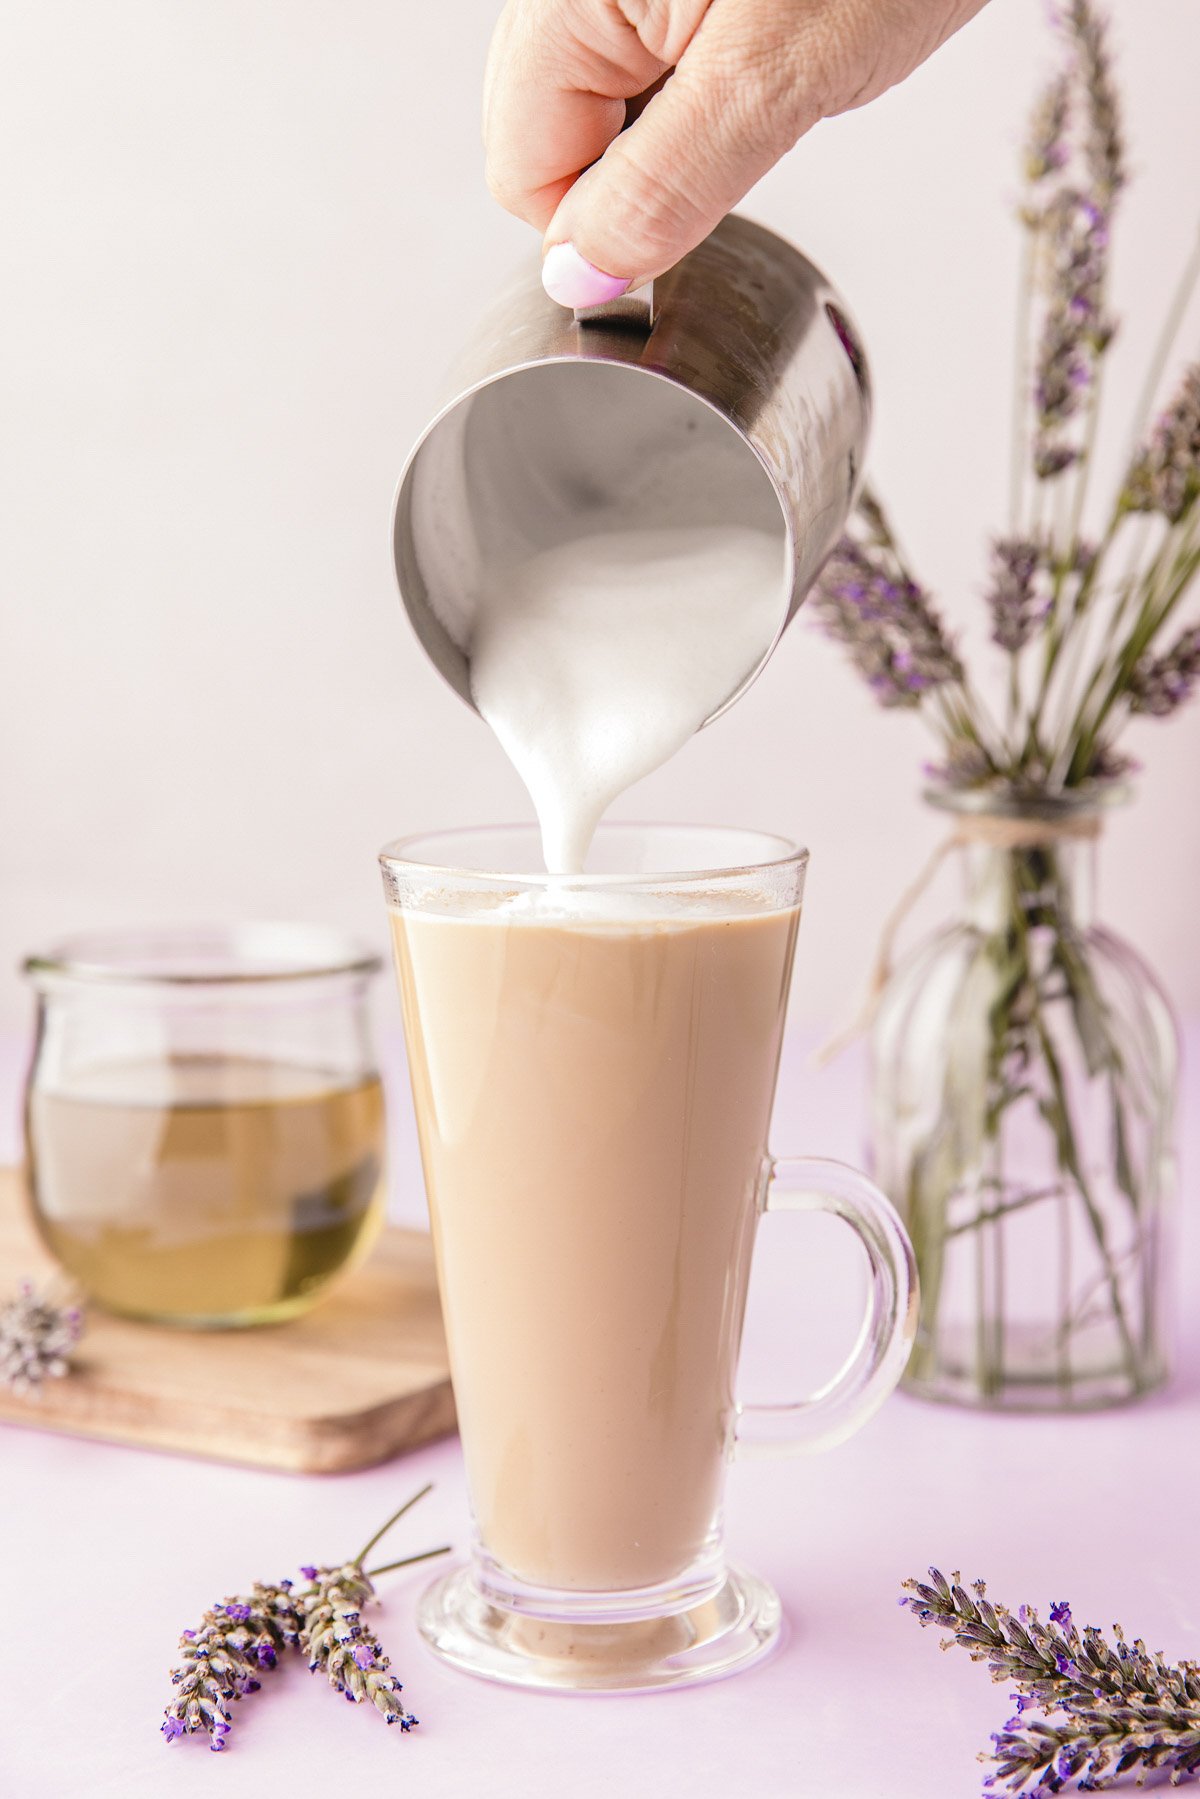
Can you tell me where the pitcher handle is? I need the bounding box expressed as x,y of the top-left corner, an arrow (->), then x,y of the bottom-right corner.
573,280 -> 656,330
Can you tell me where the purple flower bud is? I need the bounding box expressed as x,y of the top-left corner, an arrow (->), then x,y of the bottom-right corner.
161,1716 -> 186,1742
300,1566 -> 318,1581
353,1645 -> 374,1670
1050,1601 -> 1072,1627
812,518 -> 963,710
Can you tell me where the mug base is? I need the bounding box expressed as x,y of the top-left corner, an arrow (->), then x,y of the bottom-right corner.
416,1561 -> 783,1693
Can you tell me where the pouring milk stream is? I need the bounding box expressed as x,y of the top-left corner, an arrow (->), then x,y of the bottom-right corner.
459,363 -> 789,871
469,520 -> 785,873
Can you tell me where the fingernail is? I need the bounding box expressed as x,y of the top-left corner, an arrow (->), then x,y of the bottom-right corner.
541,242 -> 630,310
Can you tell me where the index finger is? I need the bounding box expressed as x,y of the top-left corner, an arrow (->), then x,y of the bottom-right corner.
482,0 -> 677,229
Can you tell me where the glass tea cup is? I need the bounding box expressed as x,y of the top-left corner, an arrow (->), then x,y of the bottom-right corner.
380,824 -> 918,1692
22,925 -> 386,1327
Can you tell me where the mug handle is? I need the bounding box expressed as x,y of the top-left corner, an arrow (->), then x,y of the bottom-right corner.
734,1156 -> 919,1459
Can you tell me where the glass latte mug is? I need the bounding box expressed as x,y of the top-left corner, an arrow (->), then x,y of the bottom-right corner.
380,825 -> 918,1692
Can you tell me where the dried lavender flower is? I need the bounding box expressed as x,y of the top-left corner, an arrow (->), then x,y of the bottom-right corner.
1025,3 -> 1124,482
901,1567 -> 1200,1794
1065,0 -> 1125,206
1082,741 -> 1136,782
0,1279 -> 83,1396
161,1483 -> 447,1751
295,1564 -> 417,1730
1128,622 -> 1200,716
925,739 -> 995,789
1033,189 -> 1114,479
1124,363 -> 1200,525
1025,72 -> 1070,185
813,493 -> 963,709
162,1583 -> 300,1752
987,538 -> 1045,652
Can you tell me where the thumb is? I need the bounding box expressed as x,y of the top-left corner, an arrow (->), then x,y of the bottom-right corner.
542,1 -> 817,304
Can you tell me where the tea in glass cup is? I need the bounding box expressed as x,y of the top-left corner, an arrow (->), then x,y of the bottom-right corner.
22,926 -> 386,1327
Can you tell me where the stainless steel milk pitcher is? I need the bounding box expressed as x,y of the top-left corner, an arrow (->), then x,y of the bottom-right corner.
392,212 -> 871,725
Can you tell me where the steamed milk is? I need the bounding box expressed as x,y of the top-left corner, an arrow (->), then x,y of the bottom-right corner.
394,368 -> 797,1593
391,896 -> 799,1591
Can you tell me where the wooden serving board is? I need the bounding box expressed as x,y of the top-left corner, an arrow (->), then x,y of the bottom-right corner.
0,1169 -> 455,1474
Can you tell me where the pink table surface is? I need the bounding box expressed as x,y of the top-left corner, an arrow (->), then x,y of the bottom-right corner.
1,1028 -> 1197,1799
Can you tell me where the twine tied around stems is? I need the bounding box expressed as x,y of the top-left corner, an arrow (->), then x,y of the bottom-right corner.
814,808 -> 1103,1068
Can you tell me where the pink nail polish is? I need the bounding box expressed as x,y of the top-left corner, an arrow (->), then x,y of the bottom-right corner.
542,243 -> 631,310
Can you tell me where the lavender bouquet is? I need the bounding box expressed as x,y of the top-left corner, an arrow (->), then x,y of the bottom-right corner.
815,1 -> 1197,1408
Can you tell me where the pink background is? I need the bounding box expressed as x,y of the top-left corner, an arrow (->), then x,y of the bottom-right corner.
2,4 -> 1199,1792
3,0 -> 1200,1038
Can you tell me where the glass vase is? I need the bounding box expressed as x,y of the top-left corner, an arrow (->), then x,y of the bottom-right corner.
871,789 -> 1178,1410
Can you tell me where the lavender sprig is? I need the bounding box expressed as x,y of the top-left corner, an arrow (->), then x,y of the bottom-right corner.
295,1564 -> 417,1729
1128,623 -> 1200,716
163,1583 -> 300,1752
901,1568 -> 1200,1794
812,492 -> 964,709
1124,363 -> 1200,525
1033,188 -> 1115,480
1024,72 -> 1070,185
1026,2 -> 1123,484
0,1279 -> 83,1396
162,1483 -> 449,1751
1065,0 -> 1125,206
987,538 -> 1046,652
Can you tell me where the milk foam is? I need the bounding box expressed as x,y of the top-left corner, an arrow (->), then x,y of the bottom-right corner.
417,363 -> 789,874
395,886 -> 782,930
470,523 -> 787,872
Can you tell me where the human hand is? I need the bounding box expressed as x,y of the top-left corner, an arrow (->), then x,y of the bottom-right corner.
484,0 -> 988,307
